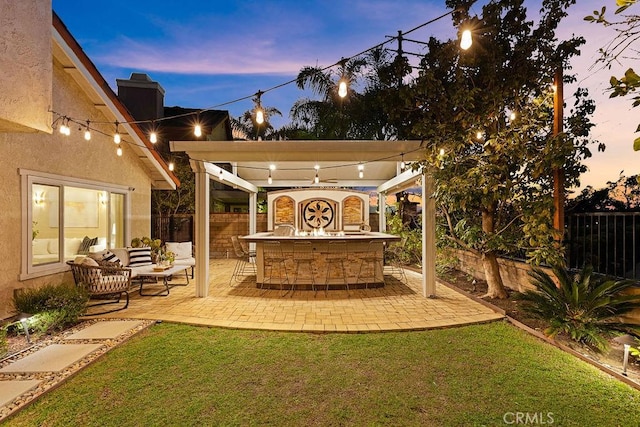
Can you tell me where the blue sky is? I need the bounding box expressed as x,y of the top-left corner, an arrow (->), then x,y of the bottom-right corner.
52,0 -> 638,192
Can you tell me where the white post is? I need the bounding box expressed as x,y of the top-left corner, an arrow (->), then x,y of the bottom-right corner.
194,164 -> 210,297
378,192 -> 387,231
422,173 -> 436,297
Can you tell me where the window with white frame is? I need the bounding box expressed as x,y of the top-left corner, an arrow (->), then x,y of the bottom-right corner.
21,170 -> 130,279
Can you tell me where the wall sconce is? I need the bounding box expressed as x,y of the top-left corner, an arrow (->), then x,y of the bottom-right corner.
34,191 -> 46,205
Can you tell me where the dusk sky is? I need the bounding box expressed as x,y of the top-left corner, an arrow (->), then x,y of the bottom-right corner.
52,0 -> 637,193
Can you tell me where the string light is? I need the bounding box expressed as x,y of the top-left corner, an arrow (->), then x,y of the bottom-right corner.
476,131 -> 483,140
168,162 -> 174,171
358,163 -> 364,179
194,112 -> 202,137
314,164 -> 320,184
338,79 -> 348,98
460,29 -> 472,50
400,153 -> 405,170
268,163 -> 276,184
48,10 -> 459,174
59,117 -> 70,136
113,121 -> 121,144
149,120 -> 157,143
510,112 -> 517,121
255,91 -> 265,125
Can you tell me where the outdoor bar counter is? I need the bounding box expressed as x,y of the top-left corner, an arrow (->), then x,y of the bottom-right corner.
241,231 -> 400,289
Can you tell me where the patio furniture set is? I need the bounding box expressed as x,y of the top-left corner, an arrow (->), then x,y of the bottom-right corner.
67,241 -> 195,314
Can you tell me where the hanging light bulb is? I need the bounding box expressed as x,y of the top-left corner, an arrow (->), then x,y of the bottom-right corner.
194,112 -> 202,137
113,121 -> 121,144
59,117 -> 70,136
510,112 -> 517,121
476,131 -> 483,140
338,79 -> 348,98
460,29 -> 472,50
116,146 -> 123,156
255,108 -> 265,125
400,153 -> 405,170
439,148 -> 445,156
168,162 -> 174,171
268,170 -> 273,185
84,120 -> 91,141
149,120 -> 157,143
314,172 -> 319,184
358,163 -> 364,179
254,90 -> 265,125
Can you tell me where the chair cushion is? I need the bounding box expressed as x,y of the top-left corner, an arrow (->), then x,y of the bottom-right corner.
128,247 -> 152,267
166,242 -> 192,260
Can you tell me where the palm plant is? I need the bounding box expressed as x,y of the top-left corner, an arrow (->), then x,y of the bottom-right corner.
521,264 -> 640,352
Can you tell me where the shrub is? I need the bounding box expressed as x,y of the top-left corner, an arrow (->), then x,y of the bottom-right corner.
520,264 -> 640,352
0,326 -> 7,357
12,284 -> 88,334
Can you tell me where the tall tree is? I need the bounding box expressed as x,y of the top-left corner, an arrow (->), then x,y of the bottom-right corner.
585,1 -> 640,148
403,0 -> 597,298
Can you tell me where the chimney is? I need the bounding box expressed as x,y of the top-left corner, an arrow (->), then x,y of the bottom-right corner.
116,73 -> 165,121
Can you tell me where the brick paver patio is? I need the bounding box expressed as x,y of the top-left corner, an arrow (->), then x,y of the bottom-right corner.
98,259 -> 504,331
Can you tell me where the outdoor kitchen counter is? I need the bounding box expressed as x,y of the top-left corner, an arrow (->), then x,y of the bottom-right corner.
241,232 -> 400,288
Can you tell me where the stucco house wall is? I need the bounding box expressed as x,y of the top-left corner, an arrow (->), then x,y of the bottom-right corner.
0,2 -> 176,320
0,0 -> 52,133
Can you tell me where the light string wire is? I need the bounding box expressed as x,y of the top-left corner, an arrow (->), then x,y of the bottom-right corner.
50,6 -> 467,172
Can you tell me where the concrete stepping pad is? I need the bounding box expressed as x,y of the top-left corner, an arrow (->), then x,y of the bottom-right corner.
0,344 -> 102,373
65,320 -> 144,340
0,380 -> 41,407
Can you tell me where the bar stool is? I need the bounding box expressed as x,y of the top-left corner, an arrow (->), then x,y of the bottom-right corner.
356,240 -> 385,288
293,241 -> 315,294
262,241 -> 290,295
324,241 -> 349,294
229,236 -> 256,286
383,239 -> 408,285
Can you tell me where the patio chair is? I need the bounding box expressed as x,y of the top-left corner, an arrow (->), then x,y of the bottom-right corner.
66,260 -> 131,315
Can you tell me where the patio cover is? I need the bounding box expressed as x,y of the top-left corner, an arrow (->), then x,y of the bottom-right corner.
170,140 -> 436,299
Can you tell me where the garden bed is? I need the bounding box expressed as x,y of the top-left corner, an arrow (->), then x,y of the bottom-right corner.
443,269 -> 640,386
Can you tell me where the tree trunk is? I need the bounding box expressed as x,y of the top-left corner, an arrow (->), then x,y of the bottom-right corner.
481,206 -> 508,299
481,251 -> 508,299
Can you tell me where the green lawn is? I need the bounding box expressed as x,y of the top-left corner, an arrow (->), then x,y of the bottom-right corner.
5,322 -> 640,426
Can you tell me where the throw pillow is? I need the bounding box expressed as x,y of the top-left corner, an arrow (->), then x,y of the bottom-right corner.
81,257 -> 100,267
77,236 -> 92,254
127,247 -> 152,267
101,250 -> 123,266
